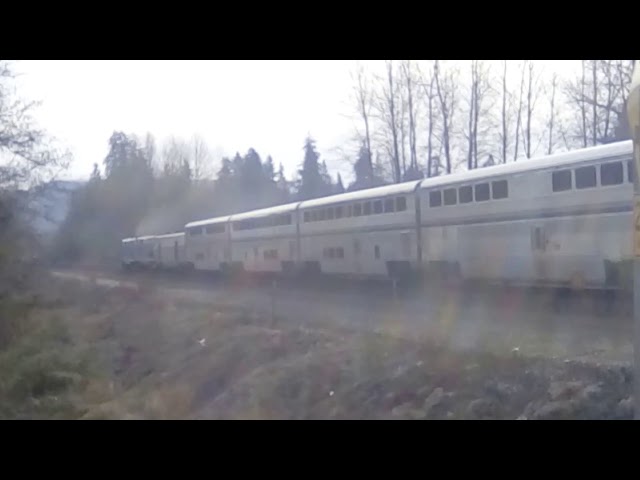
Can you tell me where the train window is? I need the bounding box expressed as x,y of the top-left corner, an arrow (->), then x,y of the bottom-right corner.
373,200 -> 383,214
396,196 -> 407,211
263,249 -> 278,260
189,227 -> 203,236
475,183 -> 490,201
384,198 -> 395,213
336,247 -> 345,259
443,188 -> 457,205
629,160 -> 635,183
363,202 -> 372,216
327,207 -> 335,220
304,212 -> 310,223
323,247 -> 334,259
601,162 -> 623,186
354,203 -> 362,216
552,170 -> 572,192
285,214 -> 292,225
374,245 -> 380,260
492,180 -> 508,199
335,206 -> 344,219
205,224 -> 225,234
429,191 -> 442,207
346,205 -> 352,217
318,209 -> 326,221
459,186 -> 473,204
575,166 -> 596,189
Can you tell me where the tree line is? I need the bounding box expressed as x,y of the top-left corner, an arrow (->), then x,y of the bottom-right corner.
348,60 -> 636,184
54,132 -> 350,263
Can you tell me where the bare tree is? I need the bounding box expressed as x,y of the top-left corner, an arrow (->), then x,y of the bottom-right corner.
190,134 -> 213,181
513,61 -> 526,161
160,137 -> 191,176
580,60 -> 588,147
1,60 -> 71,297
0,62 -> 70,189
591,60 -> 598,145
463,61 -> 493,169
418,62 -> 438,177
466,61 -> 477,170
433,61 -> 457,174
351,63 -> 374,175
499,61 -> 510,164
402,61 -> 419,172
545,72 -> 560,155
375,60 -> 402,182
564,59 -> 635,145
399,79 -> 408,177
521,60 -> 541,158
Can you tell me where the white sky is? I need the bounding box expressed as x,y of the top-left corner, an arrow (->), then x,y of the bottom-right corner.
15,60 -> 581,182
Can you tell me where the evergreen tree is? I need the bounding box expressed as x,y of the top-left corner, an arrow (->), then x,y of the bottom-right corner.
297,136 -> 331,200
90,163 -> 101,182
276,163 -> 290,203
352,142 -> 374,190
320,160 -> 333,194
263,155 -> 276,181
335,173 -> 345,194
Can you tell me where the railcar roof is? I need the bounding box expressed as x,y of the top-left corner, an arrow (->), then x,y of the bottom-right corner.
153,232 -> 185,240
418,140 -> 633,191
298,180 -> 423,210
185,215 -> 232,229
229,201 -> 301,221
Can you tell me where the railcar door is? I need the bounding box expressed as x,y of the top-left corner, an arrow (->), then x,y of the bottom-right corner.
531,225 -> 551,283
353,238 -> 362,274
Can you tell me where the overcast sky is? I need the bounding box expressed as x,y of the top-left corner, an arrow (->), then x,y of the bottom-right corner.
15,60 -> 581,182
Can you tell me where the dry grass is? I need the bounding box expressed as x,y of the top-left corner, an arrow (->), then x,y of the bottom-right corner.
1,275 -> 633,420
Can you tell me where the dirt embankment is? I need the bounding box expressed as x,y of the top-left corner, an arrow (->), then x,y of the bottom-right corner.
2,276 -> 633,420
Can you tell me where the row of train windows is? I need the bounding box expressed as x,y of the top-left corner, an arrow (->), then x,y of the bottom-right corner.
187,161 -> 632,234
429,180 -> 508,207
233,214 -> 293,231
552,160 -> 633,192
263,249 -> 278,260
188,224 -> 225,236
304,196 -> 407,223
323,247 -> 345,259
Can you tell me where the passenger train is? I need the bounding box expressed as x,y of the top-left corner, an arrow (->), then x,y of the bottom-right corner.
121,140 -> 635,291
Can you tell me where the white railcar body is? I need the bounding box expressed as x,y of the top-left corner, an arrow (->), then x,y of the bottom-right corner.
418,141 -> 634,288
298,181 -> 421,277
185,216 -> 231,271
122,141 -> 635,290
148,232 -> 187,269
229,202 -> 300,273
